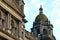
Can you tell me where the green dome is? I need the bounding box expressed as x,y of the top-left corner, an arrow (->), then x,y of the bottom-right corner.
35,13 -> 48,22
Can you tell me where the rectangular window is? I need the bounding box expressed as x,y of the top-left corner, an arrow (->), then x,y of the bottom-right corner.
11,17 -> 20,37
5,13 -> 8,30
16,20 -> 19,36
0,10 -> 5,30
21,5 -> 24,12
37,28 -> 40,34
15,0 -> 19,5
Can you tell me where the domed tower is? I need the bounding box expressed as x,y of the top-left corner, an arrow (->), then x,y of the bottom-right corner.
31,5 -> 56,40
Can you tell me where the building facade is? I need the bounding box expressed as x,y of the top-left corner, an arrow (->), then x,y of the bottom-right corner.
0,0 -> 55,40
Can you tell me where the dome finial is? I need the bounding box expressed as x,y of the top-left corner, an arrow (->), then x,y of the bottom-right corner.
39,5 -> 43,13
40,5 -> 42,8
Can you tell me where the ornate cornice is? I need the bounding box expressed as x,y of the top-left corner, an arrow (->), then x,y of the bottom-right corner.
0,1 -> 23,22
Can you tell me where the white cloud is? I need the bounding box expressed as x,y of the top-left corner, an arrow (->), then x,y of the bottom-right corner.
54,32 -> 60,40
51,0 -> 60,18
32,0 -> 38,3
51,1 -> 60,40
53,0 -> 60,6
51,7 -> 60,17
53,19 -> 60,40
34,1 -> 47,14
52,0 -> 60,12
52,19 -> 60,27
35,1 -> 45,8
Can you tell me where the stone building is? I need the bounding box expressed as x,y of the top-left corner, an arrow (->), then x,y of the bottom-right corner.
31,5 -> 56,40
0,0 -> 55,40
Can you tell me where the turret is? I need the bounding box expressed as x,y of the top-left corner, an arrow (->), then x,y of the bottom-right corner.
31,5 -> 55,40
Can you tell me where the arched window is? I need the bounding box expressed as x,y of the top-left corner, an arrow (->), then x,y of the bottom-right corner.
37,28 -> 40,34
43,29 -> 48,35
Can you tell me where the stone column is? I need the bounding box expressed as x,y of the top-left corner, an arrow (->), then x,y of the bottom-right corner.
0,10 -> 2,28
0,20 -> 1,25
7,14 -> 10,29
7,14 -> 12,34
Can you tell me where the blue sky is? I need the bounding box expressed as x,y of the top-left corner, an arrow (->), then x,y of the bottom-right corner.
24,0 -> 60,40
